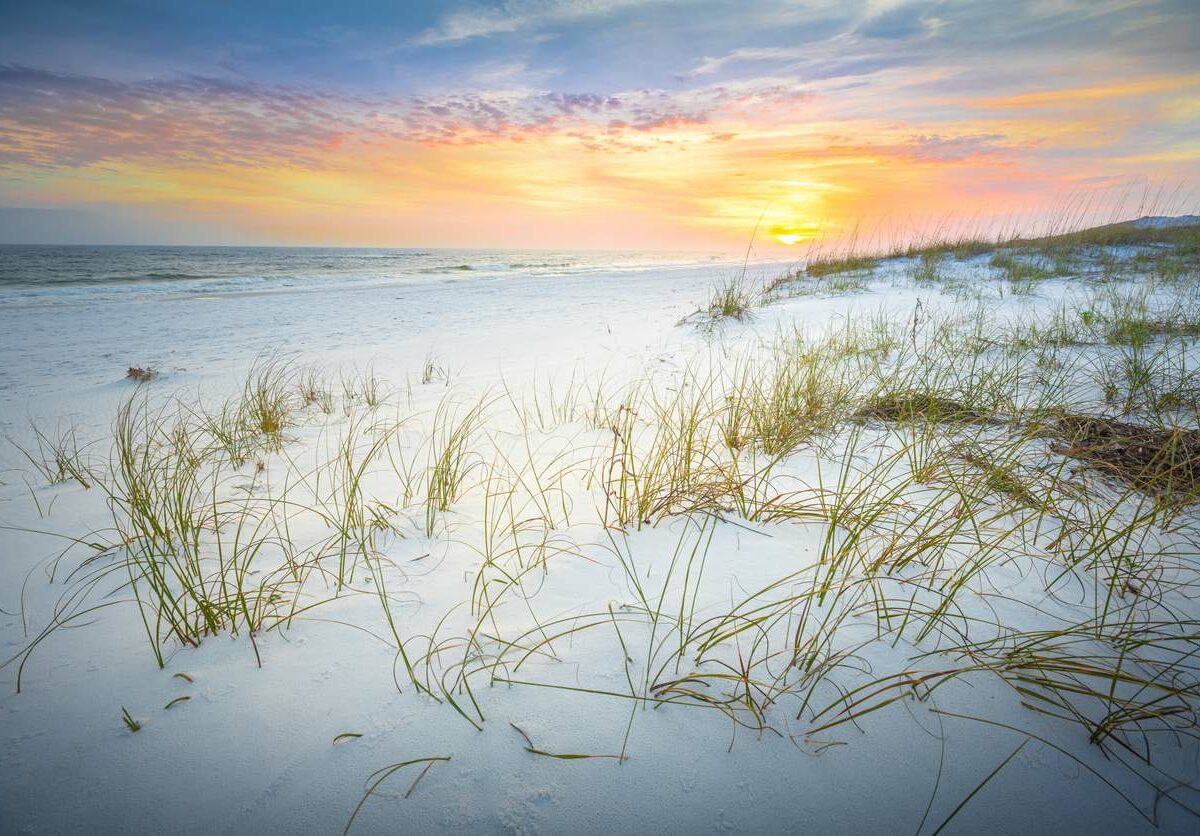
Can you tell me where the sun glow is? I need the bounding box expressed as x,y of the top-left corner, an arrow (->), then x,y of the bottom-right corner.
769,224 -> 817,246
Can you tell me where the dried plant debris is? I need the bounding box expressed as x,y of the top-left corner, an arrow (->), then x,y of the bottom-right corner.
856,391 -> 993,424
126,366 -> 157,382
1053,414 -> 1200,497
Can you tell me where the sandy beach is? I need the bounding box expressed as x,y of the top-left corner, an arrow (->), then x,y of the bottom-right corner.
4,225 -> 1200,833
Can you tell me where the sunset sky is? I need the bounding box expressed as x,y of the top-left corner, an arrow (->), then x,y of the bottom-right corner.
1,0 -> 1197,249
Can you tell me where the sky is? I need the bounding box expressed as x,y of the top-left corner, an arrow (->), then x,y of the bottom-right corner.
0,0 -> 1197,250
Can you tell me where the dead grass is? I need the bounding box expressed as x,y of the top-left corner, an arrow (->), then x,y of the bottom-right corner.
1052,414 -> 1200,498
857,392 -> 992,424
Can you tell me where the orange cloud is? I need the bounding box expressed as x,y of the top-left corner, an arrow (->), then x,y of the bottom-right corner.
972,74 -> 1200,110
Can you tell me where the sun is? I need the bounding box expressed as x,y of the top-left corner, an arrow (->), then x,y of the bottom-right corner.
769,224 -> 816,246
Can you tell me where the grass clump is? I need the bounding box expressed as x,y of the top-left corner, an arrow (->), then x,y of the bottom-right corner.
1101,303 -> 1200,347
909,251 -> 943,286
120,706 -> 142,733
239,359 -> 295,441
340,368 -> 387,410
705,277 -> 757,321
763,264 -> 873,300
991,251 -> 1056,291
740,344 -> 860,455
1094,342 -> 1200,418
601,387 -> 726,528
423,397 -> 487,536
299,368 -> 335,414
420,353 -> 449,386
805,253 -> 878,278
9,422 -> 92,488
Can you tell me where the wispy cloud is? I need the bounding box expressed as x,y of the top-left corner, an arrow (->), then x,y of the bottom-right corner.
679,47 -> 811,80
0,65 -> 816,168
0,66 -> 360,168
411,0 -> 664,46
971,75 -> 1200,110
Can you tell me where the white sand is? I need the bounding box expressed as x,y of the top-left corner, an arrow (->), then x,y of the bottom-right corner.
2,249 -> 1198,834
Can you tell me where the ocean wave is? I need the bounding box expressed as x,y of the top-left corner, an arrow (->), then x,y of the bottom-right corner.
416,264 -> 478,274
136,272 -> 215,282
506,261 -> 574,269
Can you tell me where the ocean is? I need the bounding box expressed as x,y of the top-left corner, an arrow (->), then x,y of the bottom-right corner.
0,245 -> 733,306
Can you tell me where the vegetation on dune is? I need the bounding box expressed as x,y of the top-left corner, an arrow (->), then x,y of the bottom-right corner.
805,253 -> 879,278
747,209 -> 1200,306
704,275 -> 757,321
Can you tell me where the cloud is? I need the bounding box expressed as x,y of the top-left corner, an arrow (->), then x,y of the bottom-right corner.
678,47 -> 810,80
856,2 -> 938,39
411,0 -> 662,47
0,66 -> 362,169
901,132 -> 1013,161
0,65 -> 813,169
970,75 -> 1200,110
754,130 -> 1021,167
